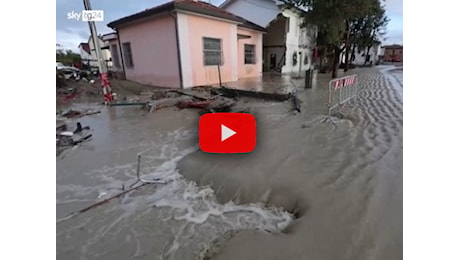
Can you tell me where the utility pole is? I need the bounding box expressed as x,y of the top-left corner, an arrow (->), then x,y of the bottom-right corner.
83,0 -> 114,104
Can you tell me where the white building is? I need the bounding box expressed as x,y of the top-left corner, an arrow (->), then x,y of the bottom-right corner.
342,44 -> 382,66
220,0 -> 317,75
77,42 -> 93,66
78,35 -> 113,69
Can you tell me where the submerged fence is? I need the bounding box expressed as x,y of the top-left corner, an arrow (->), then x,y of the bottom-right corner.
327,74 -> 359,117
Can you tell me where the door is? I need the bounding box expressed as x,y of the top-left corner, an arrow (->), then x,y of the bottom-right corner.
270,54 -> 277,69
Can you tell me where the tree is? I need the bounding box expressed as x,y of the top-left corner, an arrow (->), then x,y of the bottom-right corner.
56,49 -> 82,65
348,0 -> 389,67
283,0 -> 387,78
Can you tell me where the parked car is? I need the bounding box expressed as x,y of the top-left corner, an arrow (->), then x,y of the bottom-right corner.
56,62 -> 81,80
56,62 -> 66,70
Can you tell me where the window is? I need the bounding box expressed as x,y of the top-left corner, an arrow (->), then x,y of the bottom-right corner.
203,37 -> 222,66
244,44 -> 255,64
111,44 -> 120,69
122,42 -> 134,68
292,52 -> 297,66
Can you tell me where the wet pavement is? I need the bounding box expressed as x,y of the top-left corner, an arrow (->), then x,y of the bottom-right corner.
57,65 -> 402,260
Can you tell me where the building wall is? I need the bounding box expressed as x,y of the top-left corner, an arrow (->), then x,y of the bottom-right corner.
237,27 -> 263,79
223,0 -> 315,75
107,39 -> 120,71
384,47 -> 403,62
107,38 -> 126,79
341,45 -> 381,65
117,14 -> 181,88
263,15 -> 286,71
281,8 -> 312,74
79,47 -> 92,64
223,0 -> 279,27
88,37 -> 112,68
179,12 -> 239,88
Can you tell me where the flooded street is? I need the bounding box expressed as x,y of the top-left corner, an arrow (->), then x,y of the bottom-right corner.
57,66 -> 402,260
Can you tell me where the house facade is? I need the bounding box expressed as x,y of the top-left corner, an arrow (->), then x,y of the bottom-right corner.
78,36 -> 113,70
102,33 -> 124,78
341,44 -> 382,65
107,0 -> 266,88
220,0 -> 317,75
382,44 -> 403,62
77,43 -> 92,66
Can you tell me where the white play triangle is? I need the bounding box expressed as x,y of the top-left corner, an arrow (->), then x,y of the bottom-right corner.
221,124 -> 236,141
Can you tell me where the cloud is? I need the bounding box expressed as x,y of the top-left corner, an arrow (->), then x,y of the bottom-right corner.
56,29 -> 87,53
56,0 -> 403,50
383,0 -> 403,16
56,0 -> 171,50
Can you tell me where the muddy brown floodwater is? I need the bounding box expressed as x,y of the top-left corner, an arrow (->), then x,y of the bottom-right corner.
57,66 -> 402,260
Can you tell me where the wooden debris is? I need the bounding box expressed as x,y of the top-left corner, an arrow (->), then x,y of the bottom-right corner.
63,90 -> 82,101
291,94 -> 302,112
62,110 -> 82,118
58,182 -> 150,222
109,102 -> 147,107
173,94 -> 236,113
212,87 -> 291,101
142,96 -> 193,112
62,109 -> 101,118
177,99 -> 214,109
167,89 -> 209,101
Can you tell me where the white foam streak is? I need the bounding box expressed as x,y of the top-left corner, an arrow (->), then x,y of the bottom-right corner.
59,129 -> 293,259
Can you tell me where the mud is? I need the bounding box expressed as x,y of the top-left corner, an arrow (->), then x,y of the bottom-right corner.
56,66 -> 402,260
178,66 -> 403,260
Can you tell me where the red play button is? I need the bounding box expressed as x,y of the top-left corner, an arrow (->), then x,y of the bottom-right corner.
199,113 -> 256,153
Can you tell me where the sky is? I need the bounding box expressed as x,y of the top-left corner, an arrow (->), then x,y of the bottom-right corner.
56,0 -> 403,52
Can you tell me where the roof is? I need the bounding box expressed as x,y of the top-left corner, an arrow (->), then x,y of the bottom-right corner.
102,32 -> 117,37
78,42 -> 90,54
220,0 -> 307,14
383,44 -> 403,49
220,0 -> 236,8
238,17 -> 267,32
107,0 -> 266,32
102,32 -> 118,41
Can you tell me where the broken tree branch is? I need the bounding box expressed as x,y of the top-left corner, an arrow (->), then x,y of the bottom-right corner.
57,182 -> 150,223
291,94 -> 302,113
214,88 -> 291,101
167,90 -> 208,101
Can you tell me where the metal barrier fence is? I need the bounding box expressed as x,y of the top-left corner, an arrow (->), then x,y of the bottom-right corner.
328,74 -> 358,117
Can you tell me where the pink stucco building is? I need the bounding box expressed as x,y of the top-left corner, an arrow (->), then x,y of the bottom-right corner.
107,0 -> 266,88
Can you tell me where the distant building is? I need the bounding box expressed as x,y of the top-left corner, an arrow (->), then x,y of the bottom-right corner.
102,32 -> 124,79
77,42 -> 92,66
220,0 -> 317,74
78,35 -> 113,70
382,44 -> 403,62
107,0 -> 266,88
341,44 -> 381,66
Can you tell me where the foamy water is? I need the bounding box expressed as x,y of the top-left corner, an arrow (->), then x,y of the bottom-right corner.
57,67 -> 402,260
57,128 -> 293,259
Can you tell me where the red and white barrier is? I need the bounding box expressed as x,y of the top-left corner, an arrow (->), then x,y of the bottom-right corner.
100,73 -> 114,104
328,74 -> 359,118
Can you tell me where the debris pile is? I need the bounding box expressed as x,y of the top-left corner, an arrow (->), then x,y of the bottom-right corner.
56,122 -> 93,155
56,77 -> 162,103
140,89 -> 237,113
136,84 -> 304,114
61,109 -> 101,119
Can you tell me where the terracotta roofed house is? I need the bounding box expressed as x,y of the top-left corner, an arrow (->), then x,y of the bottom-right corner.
107,0 -> 267,88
